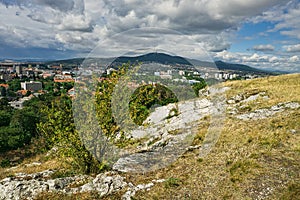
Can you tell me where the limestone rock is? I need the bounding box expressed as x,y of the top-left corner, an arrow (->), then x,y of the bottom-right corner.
0,170 -> 125,200
236,102 -> 300,120
113,87 -> 228,173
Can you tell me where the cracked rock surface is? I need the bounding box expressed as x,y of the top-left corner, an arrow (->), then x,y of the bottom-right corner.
0,170 -> 164,200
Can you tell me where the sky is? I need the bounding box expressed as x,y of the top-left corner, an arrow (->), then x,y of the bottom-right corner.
0,0 -> 300,72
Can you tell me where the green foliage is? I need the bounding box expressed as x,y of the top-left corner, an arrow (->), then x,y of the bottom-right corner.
192,81 -> 207,97
280,182 -> 300,199
95,76 -> 119,137
94,64 -> 133,134
10,107 -> 39,137
8,79 -> 21,92
48,81 -> 74,96
22,94 -> 55,116
61,82 -> 74,91
184,75 -> 207,96
42,78 -> 55,93
50,169 -> 77,179
24,90 -> 32,97
7,90 -> 17,97
129,84 -> 178,125
165,107 -> 179,120
0,97 -> 10,109
0,126 -> 30,152
0,92 -> 48,153
0,105 -> 40,152
0,86 -> 6,96
228,159 -> 260,183
0,110 -> 12,127
37,95 -> 103,174
165,177 -> 181,188
0,159 -> 10,168
94,64 -> 180,147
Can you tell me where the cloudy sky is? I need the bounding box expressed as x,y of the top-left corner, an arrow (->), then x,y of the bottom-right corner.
0,0 -> 300,72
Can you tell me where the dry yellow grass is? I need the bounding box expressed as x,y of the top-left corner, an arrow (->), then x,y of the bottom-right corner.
224,73 -> 300,110
0,155 -> 65,180
129,74 -> 300,199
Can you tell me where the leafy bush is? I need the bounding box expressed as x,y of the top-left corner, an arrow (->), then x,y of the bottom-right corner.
165,177 -> 181,188
37,95 -> 103,174
0,127 -> 30,152
0,110 -> 11,127
0,93 -> 55,153
0,105 -> 41,153
0,159 -> 10,168
129,84 -> 178,125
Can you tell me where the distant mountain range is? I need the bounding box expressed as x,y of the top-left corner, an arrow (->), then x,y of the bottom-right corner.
214,61 -> 265,73
42,52 -> 283,74
113,52 -> 191,65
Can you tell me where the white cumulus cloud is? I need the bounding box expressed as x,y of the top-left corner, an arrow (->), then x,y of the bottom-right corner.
284,44 -> 300,52
289,55 -> 299,62
253,44 -> 275,52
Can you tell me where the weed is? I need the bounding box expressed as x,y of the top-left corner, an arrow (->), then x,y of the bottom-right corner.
168,129 -> 181,135
0,158 -> 10,168
165,177 -> 181,188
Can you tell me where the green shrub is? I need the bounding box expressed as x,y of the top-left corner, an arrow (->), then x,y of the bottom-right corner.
129,84 -> 178,125
37,95 -> 104,174
165,177 -> 181,188
0,159 -> 10,168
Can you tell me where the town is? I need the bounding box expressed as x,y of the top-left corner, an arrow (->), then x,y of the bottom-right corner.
0,58 -> 271,109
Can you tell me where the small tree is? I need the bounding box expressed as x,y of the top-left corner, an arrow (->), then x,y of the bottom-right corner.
0,110 -> 11,127
10,107 -> 39,138
0,98 -> 11,111
8,79 -> 21,92
37,95 -> 104,174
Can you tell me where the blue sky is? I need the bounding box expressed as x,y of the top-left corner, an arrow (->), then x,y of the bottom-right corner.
0,0 -> 300,72
231,22 -> 277,52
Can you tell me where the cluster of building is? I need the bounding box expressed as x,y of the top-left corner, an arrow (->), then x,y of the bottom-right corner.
154,70 -> 173,79
153,69 -> 203,84
214,72 -> 263,80
7,81 -> 44,109
0,61 -> 40,81
0,61 -> 76,83
20,81 -> 42,91
214,72 -> 238,80
0,61 -> 77,109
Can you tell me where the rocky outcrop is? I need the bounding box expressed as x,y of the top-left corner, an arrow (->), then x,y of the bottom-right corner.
112,87 -> 228,173
122,179 -> 165,200
0,170 -> 125,200
226,90 -> 300,120
227,91 -> 269,115
0,170 -> 82,200
236,102 -> 300,120
227,91 -> 269,105
0,169 -> 164,200
70,172 -> 127,196
113,98 -> 215,173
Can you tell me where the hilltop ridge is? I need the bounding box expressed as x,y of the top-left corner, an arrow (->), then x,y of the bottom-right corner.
44,52 -> 277,75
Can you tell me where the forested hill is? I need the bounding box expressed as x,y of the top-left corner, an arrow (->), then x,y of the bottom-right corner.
215,61 -> 265,73
113,52 -> 191,65
45,52 -> 278,74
